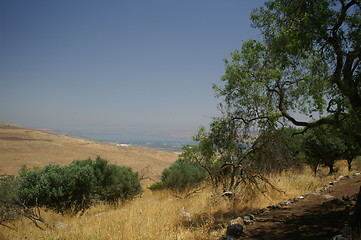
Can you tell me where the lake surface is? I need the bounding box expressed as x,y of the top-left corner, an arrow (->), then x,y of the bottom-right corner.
72,132 -> 195,152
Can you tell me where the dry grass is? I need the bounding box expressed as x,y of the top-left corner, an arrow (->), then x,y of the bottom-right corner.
2,160 -> 360,240
2,122 -> 361,239
0,122 -> 178,183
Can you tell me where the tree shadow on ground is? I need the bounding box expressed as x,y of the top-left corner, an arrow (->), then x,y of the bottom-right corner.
245,199 -> 352,240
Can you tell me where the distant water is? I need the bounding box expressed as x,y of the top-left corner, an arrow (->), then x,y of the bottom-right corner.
72,132 -> 195,152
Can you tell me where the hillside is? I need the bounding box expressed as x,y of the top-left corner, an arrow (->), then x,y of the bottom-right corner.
0,122 -> 178,183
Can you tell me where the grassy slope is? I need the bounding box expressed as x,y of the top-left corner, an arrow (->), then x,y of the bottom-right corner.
1,122 -> 360,240
1,163 -> 358,240
0,122 -> 178,182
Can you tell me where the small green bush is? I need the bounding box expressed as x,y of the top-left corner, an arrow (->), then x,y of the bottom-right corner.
72,156 -> 142,202
18,156 -> 142,214
1,175 -> 46,230
153,158 -> 207,192
0,175 -> 19,203
18,164 -> 95,213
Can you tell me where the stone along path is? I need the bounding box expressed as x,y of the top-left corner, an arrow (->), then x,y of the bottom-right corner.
240,174 -> 361,240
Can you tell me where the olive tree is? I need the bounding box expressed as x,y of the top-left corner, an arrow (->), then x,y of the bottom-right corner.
184,120 -> 299,195
214,0 -> 360,138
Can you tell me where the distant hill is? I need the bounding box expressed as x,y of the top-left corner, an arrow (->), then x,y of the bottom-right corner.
0,122 -> 178,183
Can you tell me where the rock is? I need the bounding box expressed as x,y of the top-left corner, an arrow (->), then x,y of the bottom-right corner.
331,234 -> 349,240
243,215 -> 255,225
294,196 -> 304,202
261,207 -> 270,213
321,194 -> 334,200
230,217 -> 243,225
243,219 -> 253,225
272,203 -> 282,209
245,214 -> 255,220
255,209 -> 262,215
329,180 -> 339,185
337,175 -> 345,181
257,208 -> 267,214
221,236 -> 238,240
179,207 -> 191,218
226,223 -> 243,238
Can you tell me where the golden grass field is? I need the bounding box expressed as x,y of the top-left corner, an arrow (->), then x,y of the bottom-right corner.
0,122 -> 178,183
1,164 -> 357,240
1,122 -> 360,240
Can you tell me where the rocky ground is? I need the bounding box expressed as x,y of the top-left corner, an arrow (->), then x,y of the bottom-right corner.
223,174 -> 361,240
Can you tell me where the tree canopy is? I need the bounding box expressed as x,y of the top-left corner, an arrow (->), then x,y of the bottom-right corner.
188,0 -> 360,194
214,0 -> 360,136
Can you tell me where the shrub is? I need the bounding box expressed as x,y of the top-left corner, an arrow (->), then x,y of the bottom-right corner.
0,175 -> 20,225
17,156 -> 142,214
155,158 -> 207,192
18,164 -> 95,213
0,175 -> 45,230
72,156 -> 142,203
100,165 -> 141,201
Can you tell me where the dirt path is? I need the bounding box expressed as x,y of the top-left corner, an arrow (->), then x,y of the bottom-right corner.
243,175 -> 361,240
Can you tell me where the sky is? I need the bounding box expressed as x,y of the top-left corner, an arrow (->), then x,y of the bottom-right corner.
1,0 -> 266,139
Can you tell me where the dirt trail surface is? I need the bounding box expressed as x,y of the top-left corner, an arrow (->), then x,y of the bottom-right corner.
243,175 -> 361,240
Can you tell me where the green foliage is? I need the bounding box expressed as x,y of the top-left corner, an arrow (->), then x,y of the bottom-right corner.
0,175 -> 19,227
186,121 -> 306,194
0,175 -> 19,204
202,0 -> 360,187
18,164 -> 95,213
71,156 -> 142,202
0,175 -> 46,230
250,127 -> 304,173
17,156 -> 142,213
302,125 -> 346,174
337,118 -> 361,170
158,158 -> 207,192
97,164 -> 142,202
214,0 -> 360,141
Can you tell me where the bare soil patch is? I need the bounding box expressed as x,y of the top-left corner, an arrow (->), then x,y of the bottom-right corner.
243,175 -> 361,240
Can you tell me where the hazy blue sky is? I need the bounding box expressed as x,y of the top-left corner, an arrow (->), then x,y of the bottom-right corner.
1,0 -> 266,138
